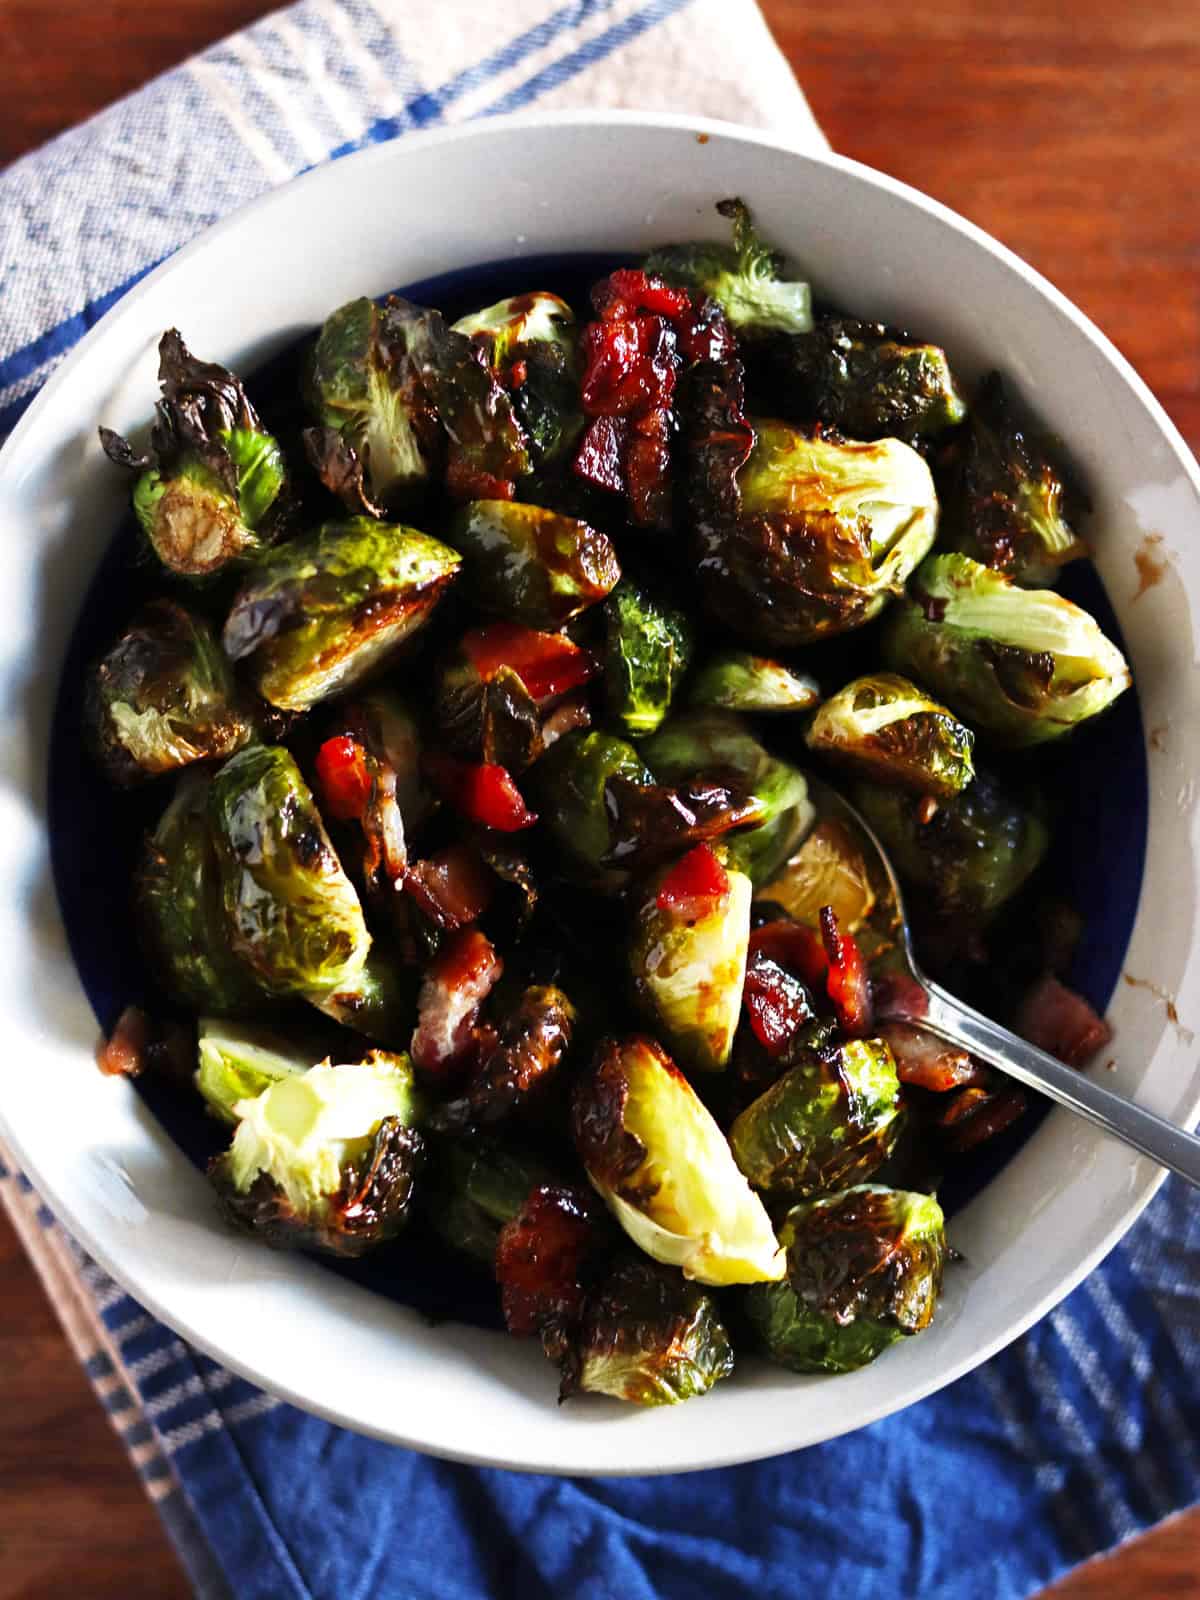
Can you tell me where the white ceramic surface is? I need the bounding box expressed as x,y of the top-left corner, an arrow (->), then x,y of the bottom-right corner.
2,111 -> 1199,1476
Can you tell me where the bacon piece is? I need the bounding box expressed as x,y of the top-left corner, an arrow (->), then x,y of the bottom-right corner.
423,753 -> 537,832
495,1184 -> 604,1338
820,906 -> 873,1037
742,949 -> 814,1057
878,1022 -> 988,1093
655,842 -> 730,920
603,774 -> 765,868
404,843 -> 495,930
429,985 -> 575,1135
410,928 -> 503,1075
96,1006 -> 150,1078
939,1084 -> 1028,1152
1014,974 -> 1113,1068
460,622 -> 596,704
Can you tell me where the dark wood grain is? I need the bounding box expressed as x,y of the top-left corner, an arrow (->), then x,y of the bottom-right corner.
0,2 -> 1196,1597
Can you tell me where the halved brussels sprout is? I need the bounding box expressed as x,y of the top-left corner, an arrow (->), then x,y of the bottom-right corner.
223,517 -> 461,711
757,317 -> 966,443
603,580 -> 695,738
744,1185 -> 947,1373
756,818 -> 876,933
453,292 -> 583,469
448,500 -> 620,629
804,672 -> 975,797
99,330 -> 286,577
304,296 -> 440,515
640,711 -> 815,885
948,373 -> 1087,587
645,198 -> 812,335
429,984 -> 576,1136
534,730 -> 654,883
629,844 -> 751,1074
136,772 -> 266,1016
209,745 -> 371,997
728,1035 -> 903,1196
559,1257 -> 735,1405
196,1018 -> 313,1123
572,1035 -> 784,1285
851,769 -> 1048,920
86,600 -> 251,786
688,650 -> 820,715
685,367 -> 940,647
882,553 -> 1130,746
211,1053 -> 424,1256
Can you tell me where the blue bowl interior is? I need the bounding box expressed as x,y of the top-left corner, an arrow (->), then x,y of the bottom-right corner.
49,254 -> 1148,1330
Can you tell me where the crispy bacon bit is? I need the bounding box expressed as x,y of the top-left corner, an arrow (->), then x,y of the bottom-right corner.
97,1006 -> 150,1078
405,843 -> 495,931
939,1084 -> 1028,1152
423,752 -> 538,832
315,735 -> 373,822
870,970 -> 930,1022
540,694 -> 592,749
820,906 -> 873,1037
743,949 -> 815,1057
410,928 -> 503,1075
603,774 -> 765,868
1014,974 -> 1113,1068
495,1183 -> 603,1338
878,1022 -> 988,1093
572,270 -> 736,529
655,843 -> 730,920
460,623 -> 596,704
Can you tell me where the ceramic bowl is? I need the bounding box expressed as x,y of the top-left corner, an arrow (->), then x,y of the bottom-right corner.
2,111 -> 1198,1475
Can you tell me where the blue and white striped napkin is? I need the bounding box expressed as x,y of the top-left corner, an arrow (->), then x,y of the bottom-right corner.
3,4 -> 1198,1597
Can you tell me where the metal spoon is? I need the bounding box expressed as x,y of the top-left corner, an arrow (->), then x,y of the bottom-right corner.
810,778 -> 1200,1187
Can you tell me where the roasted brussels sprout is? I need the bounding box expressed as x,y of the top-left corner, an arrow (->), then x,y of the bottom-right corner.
209,745 -> 371,997
196,1018 -> 312,1122
602,775 -> 767,870
685,355 -> 940,647
688,650 -> 820,714
757,818 -> 877,934
629,844 -> 751,1074
454,292 -> 583,469
744,1185 -> 947,1373
640,711 -> 814,885
429,984 -> 576,1136
448,500 -> 619,629
211,1053 -> 424,1256
852,768 -> 1049,920
303,296 -> 440,515
948,372 -> 1086,586
223,517 -> 460,711
534,730 -> 653,881
728,1034 -> 903,1196
99,330 -> 286,577
86,600 -> 251,785
136,772 -> 266,1015
427,1139 -> 555,1264
559,1257 -> 735,1405
572,1035 -> 783,1285
804,672 -> 975,797
603,581 -> 694,738
883,553 -> 1130,746
757,317 -> 966,442
645,198 -> 812,335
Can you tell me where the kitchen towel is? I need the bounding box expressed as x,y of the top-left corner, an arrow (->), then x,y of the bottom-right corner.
1,3 -> 1197,1598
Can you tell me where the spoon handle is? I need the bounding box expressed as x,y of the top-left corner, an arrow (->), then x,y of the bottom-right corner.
919,981 -> 1200,1189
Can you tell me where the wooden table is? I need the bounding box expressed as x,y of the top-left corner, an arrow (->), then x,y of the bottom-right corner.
1,2 -> 1196,1595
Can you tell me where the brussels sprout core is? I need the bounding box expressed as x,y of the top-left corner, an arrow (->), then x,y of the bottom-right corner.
572,1035 -> 784,1286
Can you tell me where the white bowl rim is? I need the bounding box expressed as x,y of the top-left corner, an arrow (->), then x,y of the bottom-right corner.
2,107 -> 1198,1474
